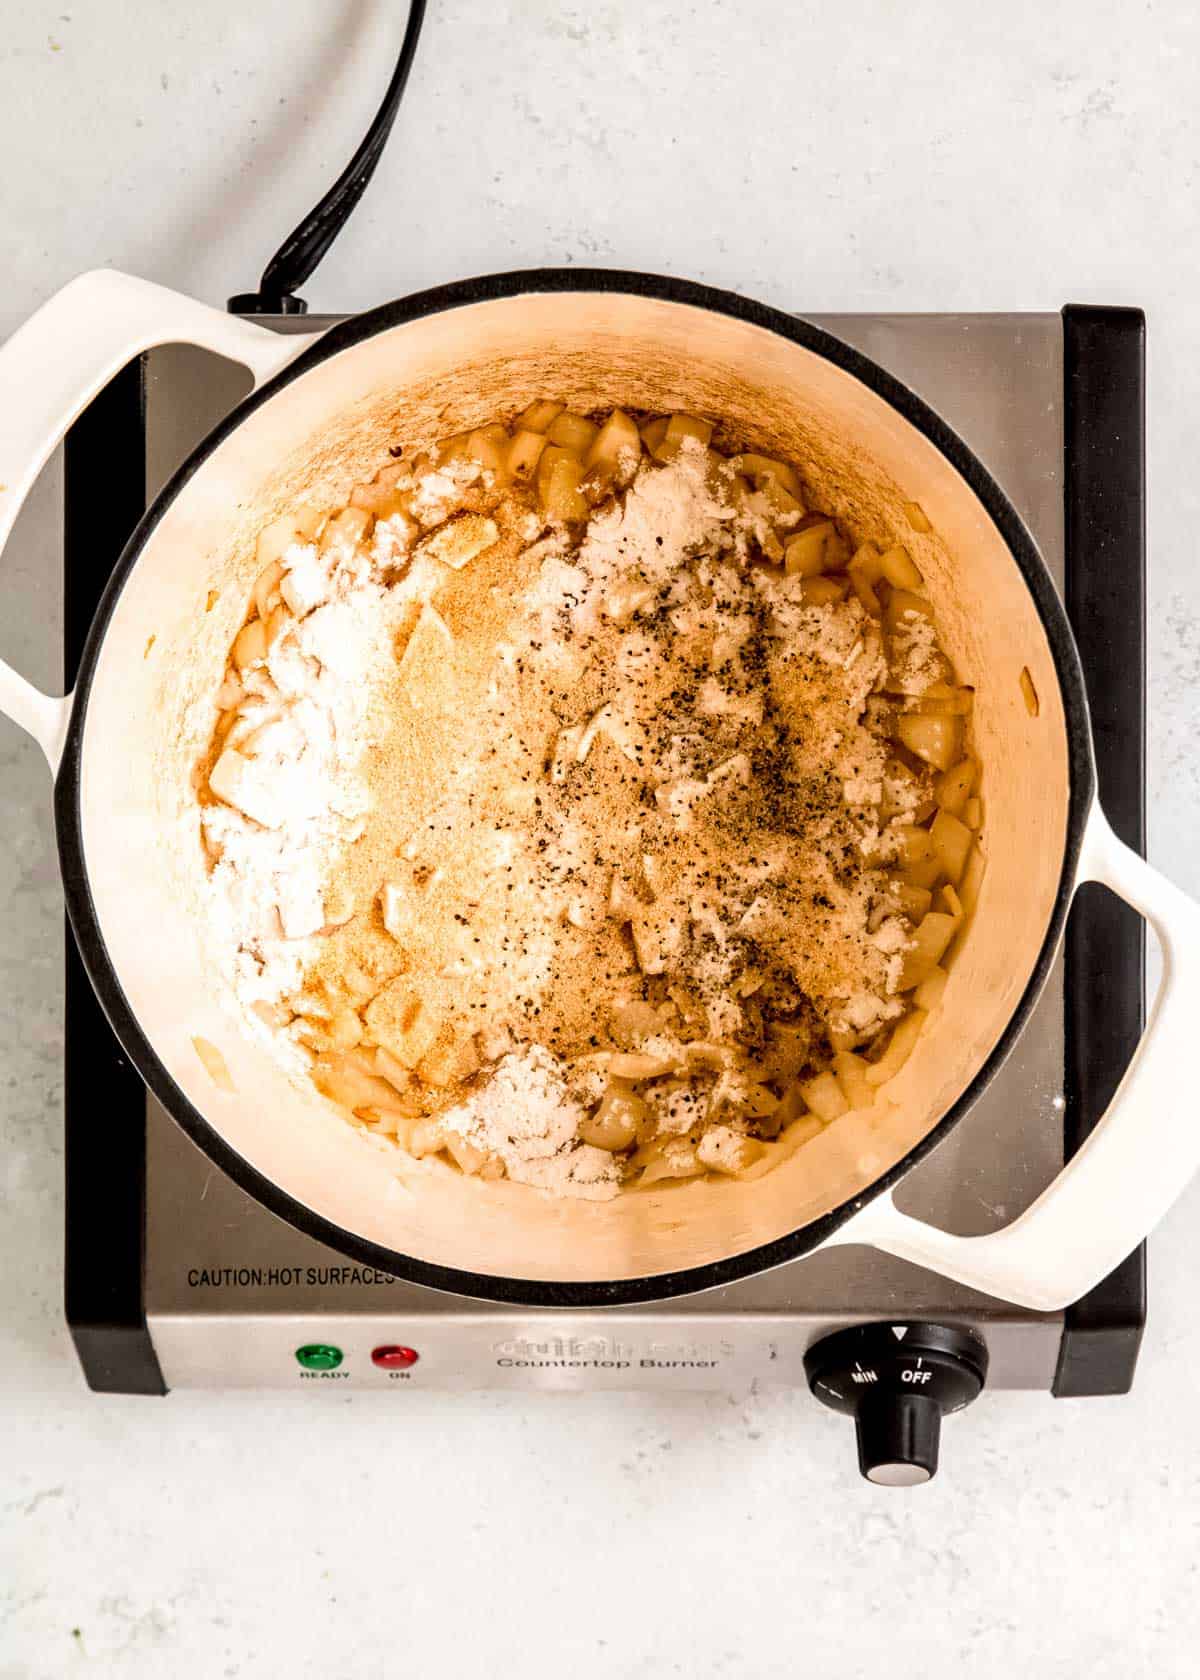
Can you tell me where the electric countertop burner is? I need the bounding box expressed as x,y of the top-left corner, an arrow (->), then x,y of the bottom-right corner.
63,305 -> 1146,1482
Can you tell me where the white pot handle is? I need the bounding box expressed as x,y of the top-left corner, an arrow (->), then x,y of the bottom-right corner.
0,268 -> 320,773
827,803 -> 1197,1310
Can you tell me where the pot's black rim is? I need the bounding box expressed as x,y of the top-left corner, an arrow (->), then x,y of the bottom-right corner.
53,267 -> 1097,1309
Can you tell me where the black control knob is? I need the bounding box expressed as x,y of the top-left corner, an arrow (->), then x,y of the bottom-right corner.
804,1322 -> 988,1486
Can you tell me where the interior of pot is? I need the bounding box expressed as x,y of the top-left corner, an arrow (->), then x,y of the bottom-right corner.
75,287 -> 1071,1286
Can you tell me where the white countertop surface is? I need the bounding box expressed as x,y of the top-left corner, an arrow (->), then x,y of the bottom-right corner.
4,2 -> 1200,1673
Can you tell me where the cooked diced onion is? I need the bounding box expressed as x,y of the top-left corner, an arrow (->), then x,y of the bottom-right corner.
896,712 -> 963,771
697,1127 -> 764,1175
636,1137 -> 702,1183
898,912 -> 958,989
507,428 -> 551,482
465,423 -> 510,478
1020,665 -> 1040,716
897,855 -> 944,892
586,410 -> 642,480
833,1051 -> 875,1110
939,882 -> 965,920
607,1049 -> 680,1080
580,1087 -> 646,1151
935,757 -> 976,815
537,447 -> 588,521
895,883 -> 933,920
640,416 -> 670,458
895,823 -> 934,864
879,545 -> 923,589
785,519 -> 837,577
515,399 -> 564,434
192,1036 -> 235,1093
801,575 -> 851,606
930,808 -> 973,884
546,411 -> 599,454
233,619 -> 267,671
729,453 -> 803,500
665,413 -> 713,451
866,1010 -> 929,1085
253,558 -> 286,621
409,1117 -> 450,1158
799,1070 -> 848,1123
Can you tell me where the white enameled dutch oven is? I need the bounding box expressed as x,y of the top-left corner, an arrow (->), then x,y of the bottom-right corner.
2,267 -> 1197,1312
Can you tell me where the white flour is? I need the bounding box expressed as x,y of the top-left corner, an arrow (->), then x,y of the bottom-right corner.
203,532 -> 409,1015
536,439 -> 737,639
439,1045 -> 620,1200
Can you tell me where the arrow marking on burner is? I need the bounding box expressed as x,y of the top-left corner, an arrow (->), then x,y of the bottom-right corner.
891,1326 -> 908,1340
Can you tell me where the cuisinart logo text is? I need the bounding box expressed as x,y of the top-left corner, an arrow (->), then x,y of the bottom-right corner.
492,1335 -> 733,1370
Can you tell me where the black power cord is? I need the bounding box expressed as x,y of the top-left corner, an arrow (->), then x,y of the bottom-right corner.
229,0 -> 427,315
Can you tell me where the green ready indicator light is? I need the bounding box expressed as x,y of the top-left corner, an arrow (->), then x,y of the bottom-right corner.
295,1343 -> 344,1371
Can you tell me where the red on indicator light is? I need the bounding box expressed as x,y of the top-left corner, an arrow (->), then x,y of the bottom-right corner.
372,1344 -> 419,1370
